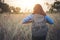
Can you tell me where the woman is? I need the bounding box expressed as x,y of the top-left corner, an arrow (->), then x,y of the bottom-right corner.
22,4 -> 54,40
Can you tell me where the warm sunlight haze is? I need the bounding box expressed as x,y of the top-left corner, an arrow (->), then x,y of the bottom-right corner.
5,0 -> 55,12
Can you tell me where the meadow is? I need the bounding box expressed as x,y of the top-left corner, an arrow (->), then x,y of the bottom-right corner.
0,12 -> 60,40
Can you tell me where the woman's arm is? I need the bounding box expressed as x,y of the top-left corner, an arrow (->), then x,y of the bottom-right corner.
23,20 -> 32,24
22,14 -> 33,24
45,15 -> 54,24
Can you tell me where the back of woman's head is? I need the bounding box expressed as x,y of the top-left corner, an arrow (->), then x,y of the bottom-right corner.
33,4 -> 46,16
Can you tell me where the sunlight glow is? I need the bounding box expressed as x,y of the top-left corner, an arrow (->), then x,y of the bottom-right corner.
5,0 -> 55,12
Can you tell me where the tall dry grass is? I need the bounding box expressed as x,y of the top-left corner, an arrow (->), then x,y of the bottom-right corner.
0,12 -> 60,40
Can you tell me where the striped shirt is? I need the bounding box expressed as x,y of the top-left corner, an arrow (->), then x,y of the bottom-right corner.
22,14 -> 54,24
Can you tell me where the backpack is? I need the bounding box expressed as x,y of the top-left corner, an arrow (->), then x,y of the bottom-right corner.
32,14 -> 48,37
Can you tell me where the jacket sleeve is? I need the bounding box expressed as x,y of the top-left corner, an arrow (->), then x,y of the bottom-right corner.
45,15 -> 54,24
22,14 -> 33,24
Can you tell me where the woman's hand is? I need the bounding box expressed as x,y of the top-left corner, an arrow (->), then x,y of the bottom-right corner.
23,20 -> 32,24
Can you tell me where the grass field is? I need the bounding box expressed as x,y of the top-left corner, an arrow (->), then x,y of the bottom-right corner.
0,12 -> 60,40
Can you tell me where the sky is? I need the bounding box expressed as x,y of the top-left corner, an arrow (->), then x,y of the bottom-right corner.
4,0 -> 55,12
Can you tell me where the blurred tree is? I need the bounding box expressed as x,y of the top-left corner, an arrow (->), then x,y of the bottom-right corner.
10,6 -> 21,14
9,6 -> 15,13
45,1 -> 60,13
15,7 -> 21,13
0,2 -> 11,13
0,0 -> 4,3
